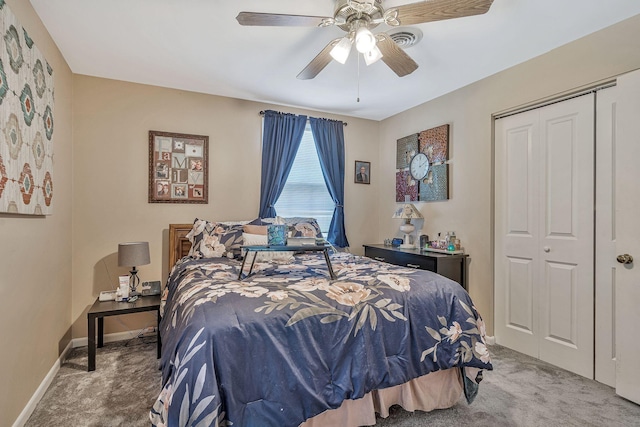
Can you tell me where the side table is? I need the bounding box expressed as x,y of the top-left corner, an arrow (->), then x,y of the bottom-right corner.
87,294 -> 162,371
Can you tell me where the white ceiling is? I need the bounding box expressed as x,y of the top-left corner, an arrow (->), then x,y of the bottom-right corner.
29,0 -> 640,121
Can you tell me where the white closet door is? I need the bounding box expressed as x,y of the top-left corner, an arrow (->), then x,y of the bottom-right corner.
595,86 -> 617,387
495,109 -> 540,357
537,94 -> 594,378
495,94 -> 595,378
615,70 -> 640,405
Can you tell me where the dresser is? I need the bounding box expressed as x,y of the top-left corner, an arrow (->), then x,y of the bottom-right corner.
363,244 -> 468,290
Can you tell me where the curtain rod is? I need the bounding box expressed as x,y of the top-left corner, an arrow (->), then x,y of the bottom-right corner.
259,110 -> 347,126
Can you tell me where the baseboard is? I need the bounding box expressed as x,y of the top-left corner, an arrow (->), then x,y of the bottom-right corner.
486,335 -> 496,345
12,341 -> 73,427
71,329 -> 145,348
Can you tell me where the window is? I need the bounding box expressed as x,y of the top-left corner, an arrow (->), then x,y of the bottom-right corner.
274,124 -> 334,235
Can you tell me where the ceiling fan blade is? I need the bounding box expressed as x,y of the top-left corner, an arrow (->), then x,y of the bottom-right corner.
376,34 -> 419,77
394,0 -> 494,26
297,39 -> 341,80
236,12 -> 331,27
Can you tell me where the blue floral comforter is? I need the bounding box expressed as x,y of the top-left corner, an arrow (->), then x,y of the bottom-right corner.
150,252 -> 492,427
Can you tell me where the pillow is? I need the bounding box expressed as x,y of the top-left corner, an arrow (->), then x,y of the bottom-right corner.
261,216 -> 324,239
242,233 -> 294,262
187,218 -> 259,259
243,224 -> 268,235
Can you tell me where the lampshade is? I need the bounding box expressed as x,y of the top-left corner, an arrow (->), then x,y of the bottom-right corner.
363,45 -> 383,66
118,242 -> 150,267
330,35 -> 353,64
355,26 -> 376,53
392,203 -> 423,220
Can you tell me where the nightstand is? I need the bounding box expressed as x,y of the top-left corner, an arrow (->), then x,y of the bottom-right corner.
363,244 -> 468,290
87,294 -> 161,371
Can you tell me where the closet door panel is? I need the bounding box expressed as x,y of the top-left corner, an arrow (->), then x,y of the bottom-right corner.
615,70 -> 640,404
506,256 -> 534,333
495,110 -> 540,357
496,93 -> 595,379
594,86 -> 617,387
538,94 -> 594,379
544,261 -> 578,346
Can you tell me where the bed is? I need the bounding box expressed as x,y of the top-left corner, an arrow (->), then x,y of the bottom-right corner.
150,222 -> 492,427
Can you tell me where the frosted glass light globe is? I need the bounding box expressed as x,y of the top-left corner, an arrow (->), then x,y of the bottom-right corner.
355,27 -> 376,53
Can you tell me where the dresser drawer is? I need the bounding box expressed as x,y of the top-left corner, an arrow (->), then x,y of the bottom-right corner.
363,244 -> 468,290
365,246 -> 434,270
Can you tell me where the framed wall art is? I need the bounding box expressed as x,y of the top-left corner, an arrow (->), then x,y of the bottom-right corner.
395,124 -> 450,202
148,130 -> 208,204
0,3 -> 55,215
355,160 -> 370,184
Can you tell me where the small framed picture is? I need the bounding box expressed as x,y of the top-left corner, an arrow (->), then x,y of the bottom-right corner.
355,160 -> 370,184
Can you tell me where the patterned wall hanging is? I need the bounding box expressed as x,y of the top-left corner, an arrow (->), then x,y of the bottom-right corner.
395,134 -> 419,201
395,124 -> 449,202
418,163 -> 449,201
0,2 -> 55,215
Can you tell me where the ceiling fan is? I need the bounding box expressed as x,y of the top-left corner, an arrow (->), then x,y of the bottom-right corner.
236,0 -> 494,80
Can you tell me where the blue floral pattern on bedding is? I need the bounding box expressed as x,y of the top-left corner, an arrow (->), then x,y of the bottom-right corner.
150,252 -> 492,427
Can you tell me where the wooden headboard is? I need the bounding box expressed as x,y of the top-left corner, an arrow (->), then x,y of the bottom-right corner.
169,223 -> 193,269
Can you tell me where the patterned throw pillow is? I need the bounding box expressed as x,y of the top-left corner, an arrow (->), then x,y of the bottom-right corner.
187,218 -> 257,259
243,224 -> 267,235
261,216 -> 324,239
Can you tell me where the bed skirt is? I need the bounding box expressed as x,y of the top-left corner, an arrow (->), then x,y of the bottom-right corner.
300,368 -> 463,427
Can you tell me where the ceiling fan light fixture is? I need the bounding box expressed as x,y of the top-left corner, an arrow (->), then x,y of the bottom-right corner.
363,44 -> 383,65
355,26 -> 376,53
330,36 -> 353,64
347,0 -> 376,14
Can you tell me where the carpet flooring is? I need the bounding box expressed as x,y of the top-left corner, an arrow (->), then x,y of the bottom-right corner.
25,339 -> 640,426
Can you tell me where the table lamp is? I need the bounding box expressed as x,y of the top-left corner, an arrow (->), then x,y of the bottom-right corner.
118,242 -> 150,296
392,203 -> 423,249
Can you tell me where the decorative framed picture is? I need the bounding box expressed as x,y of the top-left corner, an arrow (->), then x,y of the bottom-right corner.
355,160 -> 371,184
395,124 -> 450,201
148,130 -> 208,203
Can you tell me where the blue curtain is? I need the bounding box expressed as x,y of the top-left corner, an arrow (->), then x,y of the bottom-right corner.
310,117 -> 350,248
259,110 -> 307,218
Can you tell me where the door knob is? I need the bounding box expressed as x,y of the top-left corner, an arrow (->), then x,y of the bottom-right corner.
617,254 -> 634,264
543,246 -> 551,253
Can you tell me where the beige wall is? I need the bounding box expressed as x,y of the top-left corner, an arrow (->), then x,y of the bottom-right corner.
5,5 -> 640,424
0,1 -> 73,426
71,76 -> 380,338
378,14 -> 640,335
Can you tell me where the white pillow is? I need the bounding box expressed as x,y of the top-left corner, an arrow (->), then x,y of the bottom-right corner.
242,233 -> 294,262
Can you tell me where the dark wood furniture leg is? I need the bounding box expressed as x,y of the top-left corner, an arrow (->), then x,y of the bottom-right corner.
157,309 -> 162,359
88,313 -> 96,372
97,317 -> 104,348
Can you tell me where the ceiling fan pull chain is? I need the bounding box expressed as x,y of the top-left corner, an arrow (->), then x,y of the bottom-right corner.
357,54 -> 361,103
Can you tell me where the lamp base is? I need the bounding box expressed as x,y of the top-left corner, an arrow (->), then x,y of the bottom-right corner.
398,220 -> 415,249
129,268 -> 141,296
